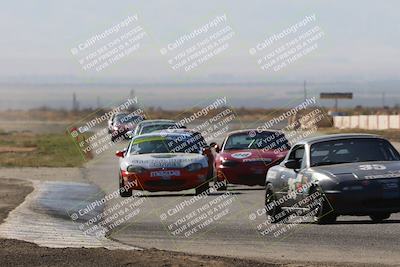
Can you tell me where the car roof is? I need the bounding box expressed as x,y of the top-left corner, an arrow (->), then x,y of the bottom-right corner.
137,119 -> 175,126
132,132 -> 194,140
298,133 -> 385,145
142,121 -> 178,127
152,128 -> 196,134
227,129 -> 283,135
114,112 -> 129,118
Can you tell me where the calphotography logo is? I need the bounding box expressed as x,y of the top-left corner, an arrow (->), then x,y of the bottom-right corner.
160,14 -> 235,72
70,14 -> 147,72
250,14 -> 324,72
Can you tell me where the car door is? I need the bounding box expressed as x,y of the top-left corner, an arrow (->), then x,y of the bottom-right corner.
277,144 -> 306,206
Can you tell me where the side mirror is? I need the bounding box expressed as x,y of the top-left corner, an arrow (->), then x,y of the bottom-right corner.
115,150 -> 125,158
284,159 -> 301,170
126,130 -> 134,139
209,142 -> 220,153
202,146 -> 211,155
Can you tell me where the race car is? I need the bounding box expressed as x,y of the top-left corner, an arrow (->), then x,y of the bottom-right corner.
108,112 -> 128,134
265,134 -> 400,224
110,113 -> 145,142
115,131 -> 212,197
212,129 -> 290,189
132,119 -> 184,136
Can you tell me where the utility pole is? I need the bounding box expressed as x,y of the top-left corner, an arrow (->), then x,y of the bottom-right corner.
129,89 -> 136,111
72,92 -> 79,111
97,96 -> 101,109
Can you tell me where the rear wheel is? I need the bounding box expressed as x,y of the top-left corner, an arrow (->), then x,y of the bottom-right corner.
370,213 -> 391,222
119,174 -> 132,197
195,182 -> 210,195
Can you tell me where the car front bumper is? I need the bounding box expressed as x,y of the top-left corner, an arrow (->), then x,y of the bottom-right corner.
323,189 -> 400,215
122,168 -> 209,192
216,165 -> 268,186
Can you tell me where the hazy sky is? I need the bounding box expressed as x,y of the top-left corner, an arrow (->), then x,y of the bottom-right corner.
1,0 -> 399,83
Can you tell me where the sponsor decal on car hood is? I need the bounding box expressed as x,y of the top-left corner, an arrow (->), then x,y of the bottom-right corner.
120,153 -> 208,170
220,149 -> 286,162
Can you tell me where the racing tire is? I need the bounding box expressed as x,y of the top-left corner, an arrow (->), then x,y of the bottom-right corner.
216,180 -> 227,191
265,183 -> 284,223
119,174 -> 132,197
195,182 -> 210,195
310,187 -> 337,224
369,213 -> 391,223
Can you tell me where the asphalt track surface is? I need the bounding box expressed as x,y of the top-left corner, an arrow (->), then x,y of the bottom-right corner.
77,140 -> 400,266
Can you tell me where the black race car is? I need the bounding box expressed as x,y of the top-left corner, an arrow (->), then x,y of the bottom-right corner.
265,134 -> 400,224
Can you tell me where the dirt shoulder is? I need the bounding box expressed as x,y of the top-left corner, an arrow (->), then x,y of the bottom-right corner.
0,239 -> 285,267
0,178 -> 33,224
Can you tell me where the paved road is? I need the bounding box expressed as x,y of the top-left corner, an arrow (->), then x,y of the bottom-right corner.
80,140 -> 400,266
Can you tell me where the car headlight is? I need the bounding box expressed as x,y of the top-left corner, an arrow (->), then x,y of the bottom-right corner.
221,160 -> 238,167
185,163 -> 203,172
127,165 -> 146,173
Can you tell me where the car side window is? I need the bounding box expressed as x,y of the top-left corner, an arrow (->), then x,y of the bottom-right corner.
287,145 -> 306,167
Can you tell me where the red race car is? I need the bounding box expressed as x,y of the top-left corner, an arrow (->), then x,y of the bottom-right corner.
212,129 -> 290,189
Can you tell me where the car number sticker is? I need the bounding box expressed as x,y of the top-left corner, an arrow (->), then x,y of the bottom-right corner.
150,170 -> 181,177
231,152 -> 252,159
382,182 -> 399,190
358,164 -> 386,171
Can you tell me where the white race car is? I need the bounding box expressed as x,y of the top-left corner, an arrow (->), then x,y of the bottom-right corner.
116,131 -> 213,197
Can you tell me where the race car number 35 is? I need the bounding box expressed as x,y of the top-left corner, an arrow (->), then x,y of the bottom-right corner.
358,164 -> 386,171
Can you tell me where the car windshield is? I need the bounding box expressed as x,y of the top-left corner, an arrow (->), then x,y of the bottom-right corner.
117,114 -> 143,124
129,134 -> 207,155
310,138 -> 400,167
114,114 -> 128,123
224,131 -> 290,151
140,124 -> 177,134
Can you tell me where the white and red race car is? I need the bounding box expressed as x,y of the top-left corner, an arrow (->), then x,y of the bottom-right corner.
116,131 -> 213,197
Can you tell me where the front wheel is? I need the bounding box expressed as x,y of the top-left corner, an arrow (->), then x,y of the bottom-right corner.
216,179 -> 227,191
195,182 -> 209,195
310,188 -> 336,224
119,174 -> 132,197
370,213 -> 391,223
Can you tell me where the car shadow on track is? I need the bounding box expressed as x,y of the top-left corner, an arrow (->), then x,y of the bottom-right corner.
135,192 -> 243,198
294,219 -> 400,225
331,219 -> 400,225
227,187 -> 265,192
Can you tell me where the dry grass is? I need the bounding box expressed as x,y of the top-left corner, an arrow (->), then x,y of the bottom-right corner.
0,131 -> 89,167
